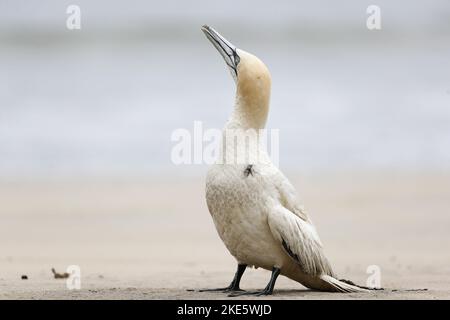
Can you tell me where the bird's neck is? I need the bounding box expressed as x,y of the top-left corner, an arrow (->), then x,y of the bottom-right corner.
216,91 -> 269,165
226,90 -> 270,131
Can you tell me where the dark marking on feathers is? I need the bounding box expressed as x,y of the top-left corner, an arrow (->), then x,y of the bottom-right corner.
244,164 -> 254,177
281,237 -> 328,276
340,278 -> 384,291
282,237 -> 300,263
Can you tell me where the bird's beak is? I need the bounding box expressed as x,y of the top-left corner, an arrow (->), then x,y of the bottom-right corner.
201,25 -> 240,81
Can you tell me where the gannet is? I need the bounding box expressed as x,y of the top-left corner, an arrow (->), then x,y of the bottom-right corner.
200,25 -> 369,296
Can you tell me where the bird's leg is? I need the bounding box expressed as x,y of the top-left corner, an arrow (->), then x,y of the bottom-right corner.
228,267 -> 281,297
197,264 -> 247,292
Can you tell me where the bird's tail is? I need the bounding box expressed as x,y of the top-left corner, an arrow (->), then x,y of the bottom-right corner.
319,275 -> 371,293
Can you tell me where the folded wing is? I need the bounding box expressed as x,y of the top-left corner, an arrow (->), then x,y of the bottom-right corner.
267,205 -> 334,277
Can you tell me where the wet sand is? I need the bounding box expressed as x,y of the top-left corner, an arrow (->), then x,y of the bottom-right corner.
1,172 -> 449,299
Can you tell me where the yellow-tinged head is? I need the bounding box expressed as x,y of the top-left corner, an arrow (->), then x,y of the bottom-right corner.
202,25 -> 271,129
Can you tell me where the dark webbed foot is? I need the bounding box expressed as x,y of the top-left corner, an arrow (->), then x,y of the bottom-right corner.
198,286 -> 244,293
228,288 -> 270,297
228,267 -> 280,297
190,264 -> 247,293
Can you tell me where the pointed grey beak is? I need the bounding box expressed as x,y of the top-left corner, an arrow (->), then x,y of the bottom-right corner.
201,25 -> 240,81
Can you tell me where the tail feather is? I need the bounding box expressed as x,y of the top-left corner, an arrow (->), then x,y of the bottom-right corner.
319,275 -> 370,293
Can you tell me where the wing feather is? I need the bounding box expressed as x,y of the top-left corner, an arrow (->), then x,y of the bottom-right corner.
271,169 -> 309,222
267,205 -> 334,277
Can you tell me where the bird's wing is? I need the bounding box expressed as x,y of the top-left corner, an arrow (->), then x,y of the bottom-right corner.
267,204 -> 334,277
271,168 -> 309,222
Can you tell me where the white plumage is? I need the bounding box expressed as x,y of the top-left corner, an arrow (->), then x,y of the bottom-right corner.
201,25 -> 368,295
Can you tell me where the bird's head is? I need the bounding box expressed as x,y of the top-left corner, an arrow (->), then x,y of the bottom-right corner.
201,25 -> 271,126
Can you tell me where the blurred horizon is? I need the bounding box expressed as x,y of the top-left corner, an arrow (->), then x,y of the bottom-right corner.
1,0 -> 450,178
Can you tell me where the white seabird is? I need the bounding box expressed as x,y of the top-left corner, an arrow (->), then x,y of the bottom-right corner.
200,25 -> 370,295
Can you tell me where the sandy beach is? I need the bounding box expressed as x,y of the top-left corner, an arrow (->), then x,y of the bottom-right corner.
1,171 -> 449,299
1,0 -> 449,302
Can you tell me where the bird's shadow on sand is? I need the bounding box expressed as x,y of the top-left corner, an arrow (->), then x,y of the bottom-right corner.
188,287 -> 427,298
189,288 -> 358,297
273,288 -> 427,296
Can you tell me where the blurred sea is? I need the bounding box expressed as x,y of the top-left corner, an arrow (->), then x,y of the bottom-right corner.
1,0 -> 450,177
